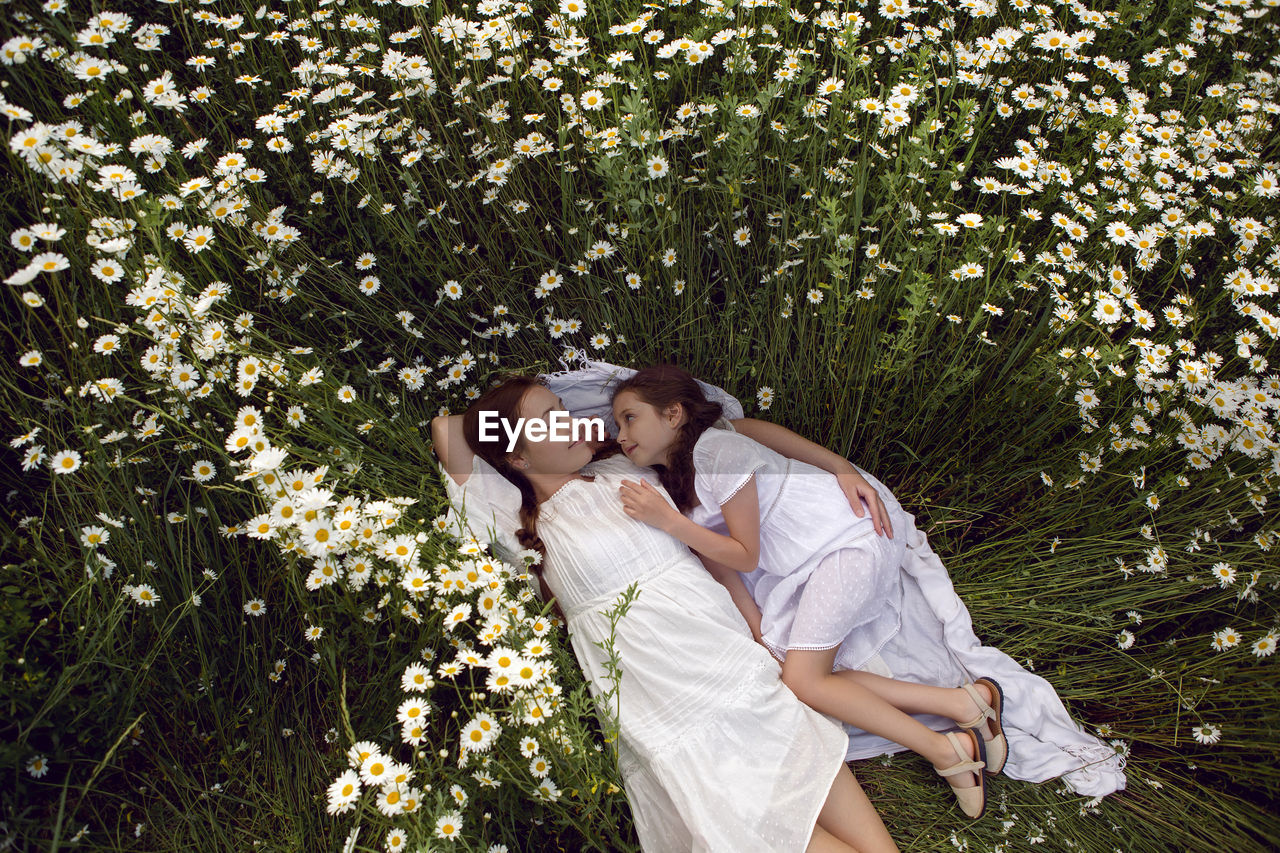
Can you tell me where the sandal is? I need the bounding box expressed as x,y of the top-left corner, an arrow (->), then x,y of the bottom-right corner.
958,677 -> 1007,776
935,729 -> 987,819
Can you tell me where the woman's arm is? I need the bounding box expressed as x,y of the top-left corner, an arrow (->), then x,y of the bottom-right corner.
431,414 -> 474,486
729,417 -> 893,538
618,476 -> 762,573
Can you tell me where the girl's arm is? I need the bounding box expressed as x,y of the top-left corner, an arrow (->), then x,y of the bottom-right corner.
431,414 -> 474,486
697,553 -> 766,644
618,476 -> 762,574
729,417 -> 893,538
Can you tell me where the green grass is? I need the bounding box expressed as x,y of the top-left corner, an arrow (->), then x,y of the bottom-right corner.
2,0 -> 1279,850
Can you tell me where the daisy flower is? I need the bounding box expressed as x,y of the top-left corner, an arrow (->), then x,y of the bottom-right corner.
402,662 -> 434,692
129,584 -> 160,607
184,225 -> 215,253
31,251 -> 70,274
22,445 -> 46,471
376,784 -> 407,816
1092,295 -> 1124,324
1210,562 -> 1236,586
1191,724 -> 1221,745
326,770 -> 361,814
90,258 -> 125,283
435,811 -> 464,840
50,449 -> 82,474
1211,627 -> 1241,651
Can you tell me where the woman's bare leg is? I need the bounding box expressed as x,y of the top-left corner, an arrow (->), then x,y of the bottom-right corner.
782,648 -> 981,786
809,763 -> 898,853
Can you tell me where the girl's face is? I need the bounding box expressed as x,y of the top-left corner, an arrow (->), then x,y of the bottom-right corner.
508,385 -> 595,475
612,389 -> 682,467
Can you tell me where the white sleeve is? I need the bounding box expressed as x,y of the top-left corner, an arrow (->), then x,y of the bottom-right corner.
692,429 -> 769,508
439,456 -> 524,564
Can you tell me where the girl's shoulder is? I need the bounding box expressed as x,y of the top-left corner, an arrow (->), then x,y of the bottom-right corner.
694,424 -> 759,459
692,426 -> 779,484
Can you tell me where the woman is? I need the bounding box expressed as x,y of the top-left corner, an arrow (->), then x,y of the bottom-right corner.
433,375 -> 899,853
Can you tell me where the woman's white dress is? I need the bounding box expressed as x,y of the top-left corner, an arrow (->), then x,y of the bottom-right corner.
444,452 -> 850,852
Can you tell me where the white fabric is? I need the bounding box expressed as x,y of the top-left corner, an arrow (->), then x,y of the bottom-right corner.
444,453 -> 849,851
689,424 -> 1125,796
441,454 -> 525,566
690,429 -> 906,670
544,357 -> 744,441
440,364 -> 1126,798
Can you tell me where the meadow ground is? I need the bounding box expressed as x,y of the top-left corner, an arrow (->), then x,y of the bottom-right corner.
1,0 -> 1278,850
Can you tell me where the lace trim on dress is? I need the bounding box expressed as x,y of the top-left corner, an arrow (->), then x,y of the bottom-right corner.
539,473 -> 597,522
718,461 -> 766,506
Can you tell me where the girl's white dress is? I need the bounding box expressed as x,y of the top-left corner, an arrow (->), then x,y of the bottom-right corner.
691,427 -> 907,671
444,452 -> 849,852
686,425 -> 1125,796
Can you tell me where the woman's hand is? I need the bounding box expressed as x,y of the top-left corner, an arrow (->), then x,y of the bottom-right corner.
584,424 -> 612,453
619,479 -> 680,531
836,467 -> 894,538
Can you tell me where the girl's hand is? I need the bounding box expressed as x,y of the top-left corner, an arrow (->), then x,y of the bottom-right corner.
619,479 -> 679,531
836,468 -> 894,538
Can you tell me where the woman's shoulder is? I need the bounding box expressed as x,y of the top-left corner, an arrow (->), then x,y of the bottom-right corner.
585,450 -> 646,478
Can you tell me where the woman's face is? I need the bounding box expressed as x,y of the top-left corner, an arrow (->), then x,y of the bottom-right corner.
612,389 -> 682,467
509,385 -> 595,475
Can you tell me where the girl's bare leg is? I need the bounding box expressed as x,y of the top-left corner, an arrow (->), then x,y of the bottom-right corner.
809,763 -> 898,853
782,648 -> 981,787
834,669 -> 998,740
807,824 -> 857,853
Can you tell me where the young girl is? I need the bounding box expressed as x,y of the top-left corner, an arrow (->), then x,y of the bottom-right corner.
611,365 -> 1005,819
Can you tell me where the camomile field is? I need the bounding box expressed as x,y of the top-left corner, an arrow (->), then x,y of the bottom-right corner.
1,0 -> 1278,850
